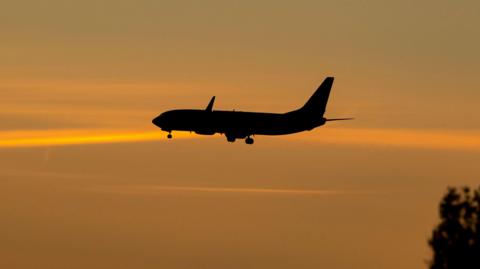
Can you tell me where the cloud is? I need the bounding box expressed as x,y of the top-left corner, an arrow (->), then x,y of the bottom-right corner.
290,127 -> 480,151
0,129 -> 193,148
0,127 -> 478,151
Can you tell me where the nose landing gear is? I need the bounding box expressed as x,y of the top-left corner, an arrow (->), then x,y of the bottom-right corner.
167,132 -> 173,139
245,136 -> 254,145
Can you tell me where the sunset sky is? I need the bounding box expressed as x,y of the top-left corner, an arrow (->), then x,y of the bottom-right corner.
1,1 -> 479,269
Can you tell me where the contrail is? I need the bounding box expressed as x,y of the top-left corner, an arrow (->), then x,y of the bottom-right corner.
0,170 -> 373,196
88,185 -> 363,196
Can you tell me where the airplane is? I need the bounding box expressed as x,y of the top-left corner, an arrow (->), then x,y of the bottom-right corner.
152,77 -> 353,144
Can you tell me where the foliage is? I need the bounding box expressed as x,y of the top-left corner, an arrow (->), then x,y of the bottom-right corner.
429,187 -> 480,269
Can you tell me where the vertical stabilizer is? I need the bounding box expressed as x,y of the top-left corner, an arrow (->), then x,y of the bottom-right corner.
298,77 -> 334,116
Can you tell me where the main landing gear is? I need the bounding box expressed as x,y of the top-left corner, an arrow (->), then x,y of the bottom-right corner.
245,136 -> 254,145
167,132 -> 173,139
225,134 -> 254,145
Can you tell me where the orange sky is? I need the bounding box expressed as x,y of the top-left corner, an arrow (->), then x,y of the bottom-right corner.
1,1 -> 480,269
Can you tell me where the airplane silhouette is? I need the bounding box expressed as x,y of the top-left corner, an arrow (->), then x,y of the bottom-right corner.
152,77 -> 353,144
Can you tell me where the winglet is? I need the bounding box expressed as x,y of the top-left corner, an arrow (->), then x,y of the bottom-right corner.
206,96 -> 215,112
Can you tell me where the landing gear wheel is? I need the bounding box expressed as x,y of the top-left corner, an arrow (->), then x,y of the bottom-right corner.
226,136 -> 236,143
167,133 -> 173,139
245,137 -> 254,145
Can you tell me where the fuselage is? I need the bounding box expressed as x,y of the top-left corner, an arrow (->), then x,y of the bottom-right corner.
151,77 -> 350,144
152,109 -> 326,139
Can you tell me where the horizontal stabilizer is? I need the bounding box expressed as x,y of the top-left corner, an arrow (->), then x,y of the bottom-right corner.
326,118 -> 354,121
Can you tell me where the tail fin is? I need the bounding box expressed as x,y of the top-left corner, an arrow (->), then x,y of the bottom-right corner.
298,77 -> 334,116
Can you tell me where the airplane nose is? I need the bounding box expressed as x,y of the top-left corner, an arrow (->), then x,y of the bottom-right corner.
152,116 -> 162,127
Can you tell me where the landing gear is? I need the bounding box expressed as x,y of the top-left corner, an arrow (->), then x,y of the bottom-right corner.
245,136 -> 254,145
226,136 -> 236,143
167,132 -> 173,139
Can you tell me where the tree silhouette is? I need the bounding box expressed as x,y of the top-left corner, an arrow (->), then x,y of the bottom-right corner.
429,186 -> 480,269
